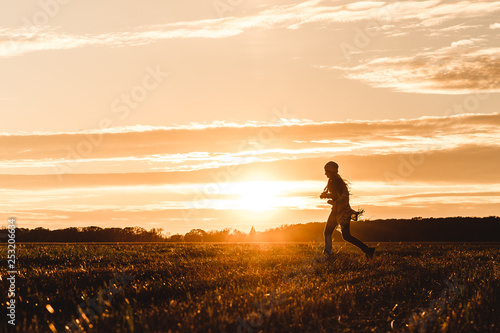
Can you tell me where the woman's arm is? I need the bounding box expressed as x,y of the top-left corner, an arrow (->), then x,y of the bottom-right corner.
320,192 -> 335,199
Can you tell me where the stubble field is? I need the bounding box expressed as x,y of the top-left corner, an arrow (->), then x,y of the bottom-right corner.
2,242 -> 499,332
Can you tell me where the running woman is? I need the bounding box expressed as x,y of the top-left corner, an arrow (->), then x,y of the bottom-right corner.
320,161 -> 375,259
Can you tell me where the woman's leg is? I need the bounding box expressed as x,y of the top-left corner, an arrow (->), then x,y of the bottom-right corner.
340,222 -> 369,253
324,209 -> 337,255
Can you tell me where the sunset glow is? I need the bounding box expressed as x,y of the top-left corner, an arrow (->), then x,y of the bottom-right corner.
233,182 -> 282,211
1,1 -> 499,233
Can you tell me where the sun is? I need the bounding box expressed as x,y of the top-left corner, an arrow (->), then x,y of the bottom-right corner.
234,181 -> 281,211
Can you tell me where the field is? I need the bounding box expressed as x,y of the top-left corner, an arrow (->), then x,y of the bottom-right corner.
2,242 -> 499,332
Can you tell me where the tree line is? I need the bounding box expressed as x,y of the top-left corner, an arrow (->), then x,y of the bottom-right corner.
1,216 -> 499,243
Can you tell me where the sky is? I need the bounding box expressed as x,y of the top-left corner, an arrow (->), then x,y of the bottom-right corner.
1,0 -> 499,234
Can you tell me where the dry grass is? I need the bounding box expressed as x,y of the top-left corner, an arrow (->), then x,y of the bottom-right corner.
2,243 -> 499,332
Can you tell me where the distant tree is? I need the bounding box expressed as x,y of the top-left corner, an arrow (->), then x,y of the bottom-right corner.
145,228 -> 165,242
184,229 -> 207,242
168,234 -> 184,242
9,217 -> 500,243
84,226 -> 103,232
249,226 -> 256,241
228,229 -> 247,242
206,228 -> 231,242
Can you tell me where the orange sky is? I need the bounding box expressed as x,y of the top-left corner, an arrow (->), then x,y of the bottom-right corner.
1,1 -> 499,233
1,112 -> 499,233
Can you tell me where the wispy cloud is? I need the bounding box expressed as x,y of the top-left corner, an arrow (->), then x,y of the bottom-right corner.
1,112 -> 499,189
332,43 -> 500,94
3,1 -> 500,57
309,1 -> 500,94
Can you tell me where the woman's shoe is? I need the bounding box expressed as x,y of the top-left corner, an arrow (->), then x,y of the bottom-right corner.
365,247 -> 375,259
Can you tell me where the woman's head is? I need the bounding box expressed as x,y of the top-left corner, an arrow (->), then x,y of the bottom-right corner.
324,161 -> 339,178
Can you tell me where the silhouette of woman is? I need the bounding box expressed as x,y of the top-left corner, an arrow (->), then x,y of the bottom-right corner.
320,161 -> 375,259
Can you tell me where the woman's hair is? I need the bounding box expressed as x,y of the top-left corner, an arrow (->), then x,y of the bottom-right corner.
325,161 -> 352,194
333,173 -> 352,195
324,161 -> 339,172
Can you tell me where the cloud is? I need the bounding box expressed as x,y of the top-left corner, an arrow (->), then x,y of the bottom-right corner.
450,39 -> 476,48
3,111 -> 499,154
2,112 -> 499,231
333,45 -> 500,94
3,1 -> 500,57
410,1 -> 500,26
0,26 -> 242,57
490,23 -> 500,29
1,112 -> 499,189
4,111 -> 499,230
5,145 -> 500,232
